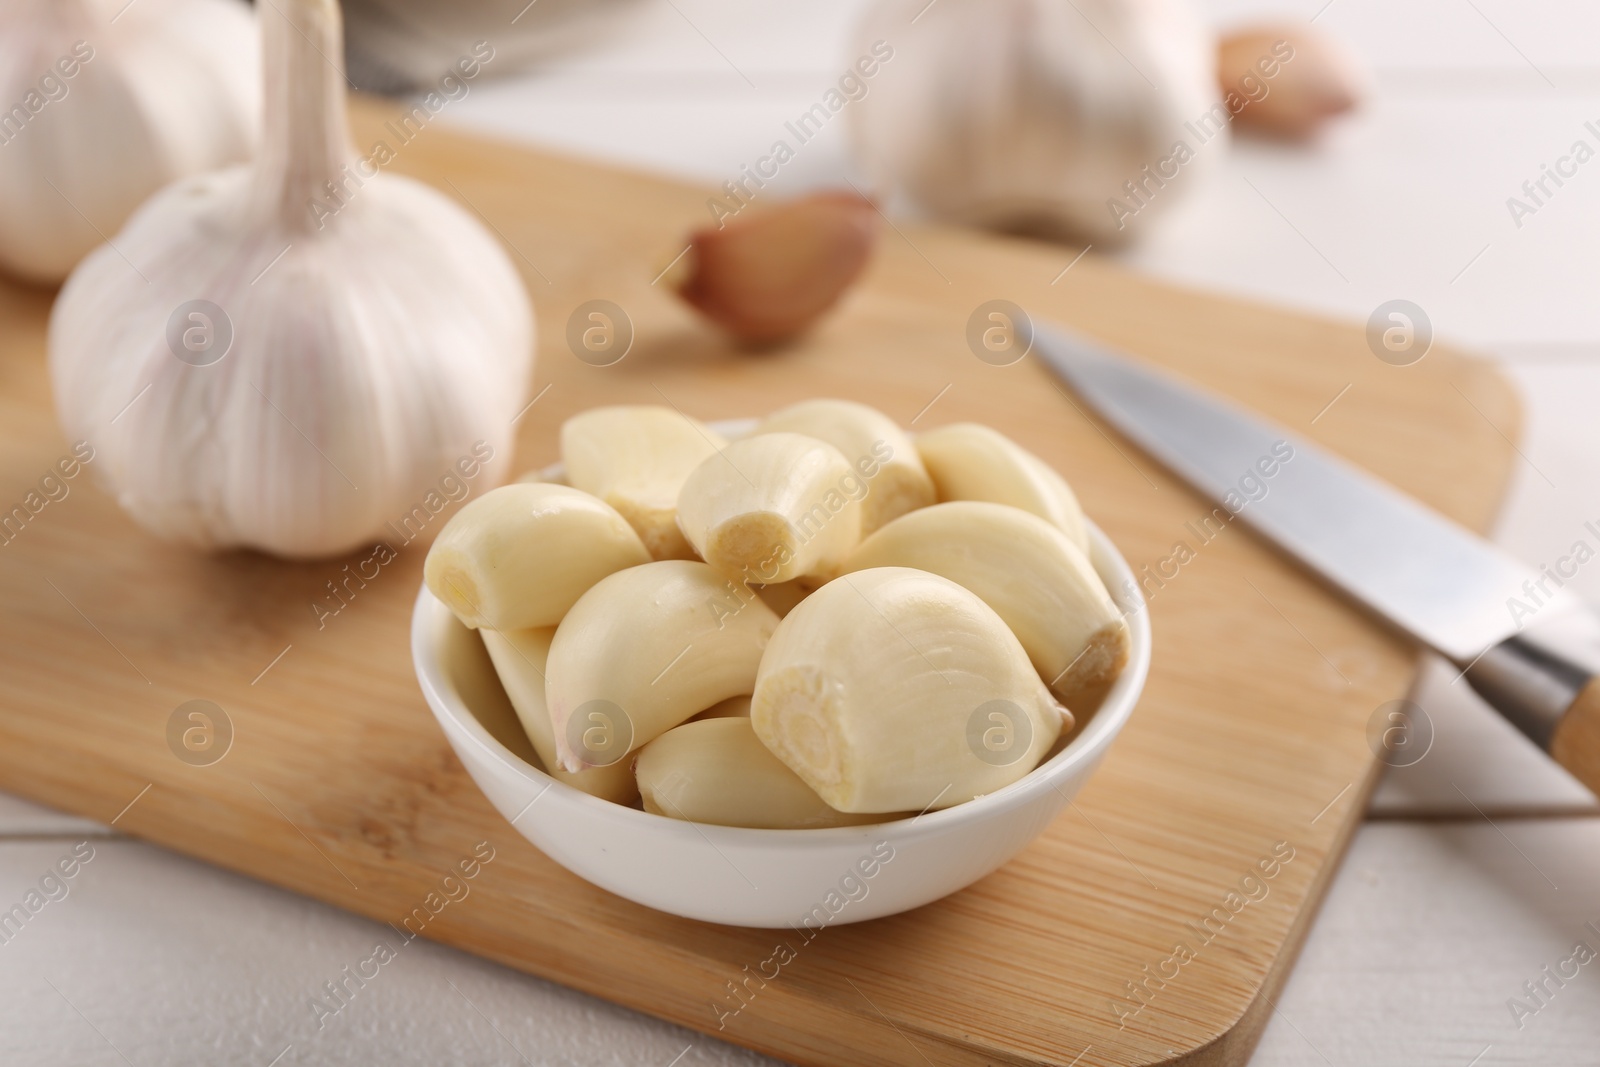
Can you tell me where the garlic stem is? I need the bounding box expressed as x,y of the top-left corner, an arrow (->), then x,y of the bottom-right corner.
252,0 -> 354,230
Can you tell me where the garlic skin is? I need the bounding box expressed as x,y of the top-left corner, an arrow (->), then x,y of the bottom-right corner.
1218,26 -> 1363,140
849,0 -> 1218,243
48,0 -> 534,558
0,0 -> 259,285
673,193 -> 878,346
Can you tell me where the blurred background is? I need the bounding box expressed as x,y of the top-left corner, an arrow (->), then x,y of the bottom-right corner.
346,0 -> 1599,654
336,0 -> 1596,353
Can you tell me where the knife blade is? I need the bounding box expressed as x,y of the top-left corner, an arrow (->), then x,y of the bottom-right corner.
1034,323 -> 1600,789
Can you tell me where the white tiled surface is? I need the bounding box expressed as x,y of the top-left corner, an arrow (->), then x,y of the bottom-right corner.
7,1 -> 1600,1064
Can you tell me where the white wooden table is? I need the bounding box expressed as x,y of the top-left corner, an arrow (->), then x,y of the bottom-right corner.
8,1 -> 1600,1063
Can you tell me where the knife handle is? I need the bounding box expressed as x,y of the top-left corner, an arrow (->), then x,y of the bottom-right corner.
1551,681 -> 1600,797
1465,614 -> 1600,798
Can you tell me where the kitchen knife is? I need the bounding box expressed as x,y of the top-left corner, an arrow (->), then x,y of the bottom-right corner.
1034,324 -> 1600,795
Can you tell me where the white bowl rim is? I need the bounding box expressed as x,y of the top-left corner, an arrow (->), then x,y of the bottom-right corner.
411,493 -> 1151,848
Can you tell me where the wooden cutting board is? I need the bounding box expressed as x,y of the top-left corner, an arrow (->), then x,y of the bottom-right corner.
0,98 -> 1519,1067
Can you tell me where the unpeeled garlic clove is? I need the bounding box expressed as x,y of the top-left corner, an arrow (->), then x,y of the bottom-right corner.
754,398 -> 933,535
674,192 -> 877,345
636,718 -> 885,829
676,432 -> 863,584
424,483 -> 650,630
752,566 -> 1067,813
479,627 -> 639,804
0,0 -> 260,284
546,560 -> 780,771
1218,27 -> 1362,139
49,0 -> 534,558
560,405 -> 726,560
915,423 -> 1089,551
842,501 -> 1128,712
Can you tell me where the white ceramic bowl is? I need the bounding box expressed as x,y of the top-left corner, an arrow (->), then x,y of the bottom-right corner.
411,450 -> 1151,928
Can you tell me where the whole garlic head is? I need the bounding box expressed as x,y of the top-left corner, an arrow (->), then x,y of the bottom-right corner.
49,0 -> 534,558
0,0 -> 259,284
850,0 -> 1218,243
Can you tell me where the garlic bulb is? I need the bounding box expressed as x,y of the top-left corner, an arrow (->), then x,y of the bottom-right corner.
0,0 -> 259,284
849,0 -> 1218,243
48,0 -> 534,558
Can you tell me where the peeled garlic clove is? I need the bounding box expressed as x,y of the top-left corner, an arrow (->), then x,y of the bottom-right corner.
755,398 -> 933,534
677,433 -> 863,584
1218,27 -> 1362,139
560,406 -> 727,560
480,627 -> 638,804
842,501 -> 1128,711
49,0 -> 533,558
753,567 -> 1067,813
849,0 -> 1218,243
674,192 -> 877,345
915,423 -> 1088,551
0,0 -> 260,284
546,560 -> 779,771
637,718 -> 885,829
424,483 -> 650,630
